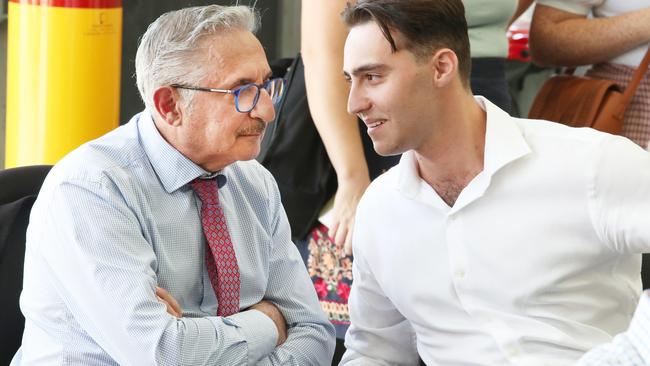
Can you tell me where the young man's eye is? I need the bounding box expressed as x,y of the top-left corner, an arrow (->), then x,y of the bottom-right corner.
366,74 -> 380,81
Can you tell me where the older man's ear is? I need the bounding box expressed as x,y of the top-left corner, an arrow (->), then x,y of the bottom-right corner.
153,86 -> 183,127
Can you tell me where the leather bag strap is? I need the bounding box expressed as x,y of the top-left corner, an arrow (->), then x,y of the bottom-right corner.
562,46 -> 650,114
620,46 -> 650,109
563,68 -> 576,75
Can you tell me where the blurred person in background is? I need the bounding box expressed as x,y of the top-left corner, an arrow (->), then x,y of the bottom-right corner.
464,0 -> 534,113
530,1 -> 650,148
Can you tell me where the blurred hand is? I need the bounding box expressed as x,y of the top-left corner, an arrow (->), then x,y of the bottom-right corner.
250,300 -> 288,346
156,286 -> 182,318
328,175 -> 370,256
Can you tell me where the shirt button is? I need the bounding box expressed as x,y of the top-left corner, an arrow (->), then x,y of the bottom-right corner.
455,269 -> 466,278
505,346 -> 518,358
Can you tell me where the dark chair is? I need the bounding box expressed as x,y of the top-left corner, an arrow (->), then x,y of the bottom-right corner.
643,254 -> 650,290
0,165 -> 52,365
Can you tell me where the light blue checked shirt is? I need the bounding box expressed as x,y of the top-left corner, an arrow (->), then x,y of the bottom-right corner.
11,111 -> 335,365
577,291 -> 650,366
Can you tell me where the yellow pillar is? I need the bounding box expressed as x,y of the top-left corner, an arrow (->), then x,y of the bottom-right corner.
5,0 -> 122,168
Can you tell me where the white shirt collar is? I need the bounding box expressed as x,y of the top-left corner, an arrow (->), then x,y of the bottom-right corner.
396,96 -> 531,213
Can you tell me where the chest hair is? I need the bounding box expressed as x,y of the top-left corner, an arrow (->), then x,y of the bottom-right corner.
430,179 -> 467,207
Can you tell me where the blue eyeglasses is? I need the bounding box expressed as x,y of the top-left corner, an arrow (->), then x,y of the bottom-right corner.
172,78 -> 285,113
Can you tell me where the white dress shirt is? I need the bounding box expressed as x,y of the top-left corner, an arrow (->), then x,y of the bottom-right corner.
341,98 -> 650,366
12,111 -> 335,365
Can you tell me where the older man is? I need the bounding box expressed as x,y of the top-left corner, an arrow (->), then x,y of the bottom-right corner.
11,5 -> 334,365
339,0 -> 650,365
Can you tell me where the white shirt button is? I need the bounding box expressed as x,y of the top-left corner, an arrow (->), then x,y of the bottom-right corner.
505,345 -> 518,358
455,269 -> 466,278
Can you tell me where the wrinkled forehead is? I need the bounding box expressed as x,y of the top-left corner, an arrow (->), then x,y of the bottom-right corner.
198,30 -> 272,86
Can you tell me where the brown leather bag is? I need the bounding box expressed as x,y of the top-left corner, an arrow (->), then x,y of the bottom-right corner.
528,48 -> 650,135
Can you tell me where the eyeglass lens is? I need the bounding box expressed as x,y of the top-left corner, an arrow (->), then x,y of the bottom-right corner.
265,79 -> 284,104
236,79 -> 284,112
236,85 -> 260,112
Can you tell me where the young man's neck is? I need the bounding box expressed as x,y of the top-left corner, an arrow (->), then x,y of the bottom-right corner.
414,91 -> 486,207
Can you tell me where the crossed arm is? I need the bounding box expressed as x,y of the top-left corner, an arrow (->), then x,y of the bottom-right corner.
38,176 -> 334,365
156,287 -> 288,346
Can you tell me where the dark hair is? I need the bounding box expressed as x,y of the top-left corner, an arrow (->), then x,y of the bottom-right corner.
342,0 -> 471,83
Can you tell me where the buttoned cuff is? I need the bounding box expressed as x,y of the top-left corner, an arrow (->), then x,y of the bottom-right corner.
535,0 -> 590,15
224,309 -> 278,364
626,291 -> 650,363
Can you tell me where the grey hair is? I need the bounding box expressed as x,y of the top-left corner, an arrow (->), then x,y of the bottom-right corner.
135,5 -> 260,114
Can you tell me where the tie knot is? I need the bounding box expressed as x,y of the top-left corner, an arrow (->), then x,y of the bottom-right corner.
190,178 -> 219,205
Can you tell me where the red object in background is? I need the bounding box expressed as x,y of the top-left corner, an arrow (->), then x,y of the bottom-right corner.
314,278 -> 329,299
507,28 -> 531,62
336,282 -> 351,302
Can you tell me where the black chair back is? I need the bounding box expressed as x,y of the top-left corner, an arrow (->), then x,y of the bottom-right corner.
0,165 -> 52,365
643,254 -> 650,290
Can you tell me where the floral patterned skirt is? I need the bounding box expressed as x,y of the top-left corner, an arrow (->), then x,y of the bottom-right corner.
307,224 -> 353,338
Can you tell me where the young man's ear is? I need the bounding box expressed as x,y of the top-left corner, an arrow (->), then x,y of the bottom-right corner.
153,86 -> 183,126
429,48 -> 459,88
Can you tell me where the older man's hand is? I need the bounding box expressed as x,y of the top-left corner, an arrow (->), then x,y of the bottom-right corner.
156,286 -> 183,318
250,300 -> 288,346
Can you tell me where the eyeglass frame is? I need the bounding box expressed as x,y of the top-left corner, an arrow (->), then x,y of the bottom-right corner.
171,78 -> 285,114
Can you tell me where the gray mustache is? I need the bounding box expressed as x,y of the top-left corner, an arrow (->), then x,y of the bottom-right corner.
238,119 -> 265,135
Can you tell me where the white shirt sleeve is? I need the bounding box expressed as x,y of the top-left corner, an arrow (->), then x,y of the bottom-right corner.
340,216 -> 420,366
587,135 -> 650,254
535,0 -> 603,15
255,170 -> 336,365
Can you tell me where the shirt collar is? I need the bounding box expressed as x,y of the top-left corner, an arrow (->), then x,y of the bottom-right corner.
479,96 -> 531,176
397,96 -> 531,202
137,110 -> 218,193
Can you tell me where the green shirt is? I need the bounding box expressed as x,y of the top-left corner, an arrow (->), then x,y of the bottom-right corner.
464,0 -> 517,58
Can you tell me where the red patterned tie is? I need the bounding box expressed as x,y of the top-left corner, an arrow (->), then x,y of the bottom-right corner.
191,178 -> 240,317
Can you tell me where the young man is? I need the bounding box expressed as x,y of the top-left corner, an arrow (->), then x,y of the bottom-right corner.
340,1 -> 650,365
11,5 -> 334,365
